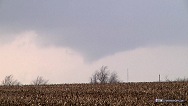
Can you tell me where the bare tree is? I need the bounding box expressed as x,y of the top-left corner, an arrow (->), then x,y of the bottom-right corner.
2,75 -> 21,86
96,66 -> 109,84
165,75 -> 171,82
90,66 -> 120,84
175,77 -> 188,82
90,72 -> 98,84
31,76 -> 48,85
109,72 -> 119,83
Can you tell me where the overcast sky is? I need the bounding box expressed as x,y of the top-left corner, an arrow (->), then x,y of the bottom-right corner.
0,0 -> 188,84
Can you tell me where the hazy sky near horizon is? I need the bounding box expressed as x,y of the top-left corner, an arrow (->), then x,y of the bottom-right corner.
0,0 -> 188,84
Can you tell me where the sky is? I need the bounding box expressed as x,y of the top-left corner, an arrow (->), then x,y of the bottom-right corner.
0,0 -> 188,84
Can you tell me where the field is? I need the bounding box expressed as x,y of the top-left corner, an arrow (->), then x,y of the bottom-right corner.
0,82 -> 187,106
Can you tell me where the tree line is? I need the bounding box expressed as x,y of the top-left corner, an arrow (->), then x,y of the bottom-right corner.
2,66 -> 187,86
1,66 -> 121,86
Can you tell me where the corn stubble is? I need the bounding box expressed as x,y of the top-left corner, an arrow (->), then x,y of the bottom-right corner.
0,82 -> 187,106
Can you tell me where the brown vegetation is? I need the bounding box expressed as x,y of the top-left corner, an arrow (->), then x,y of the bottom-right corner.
0,82 -> 187,105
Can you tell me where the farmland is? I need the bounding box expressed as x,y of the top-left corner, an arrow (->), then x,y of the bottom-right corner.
0,82 -> 187,106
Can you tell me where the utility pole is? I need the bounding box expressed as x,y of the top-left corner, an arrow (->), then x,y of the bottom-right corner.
159,74 -> 160,82
127,68 -> 129,82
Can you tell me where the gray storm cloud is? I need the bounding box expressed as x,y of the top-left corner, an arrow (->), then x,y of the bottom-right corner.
0,0 -> 188,61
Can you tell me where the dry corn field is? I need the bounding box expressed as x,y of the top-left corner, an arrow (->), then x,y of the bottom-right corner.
0,82 -> 187,106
